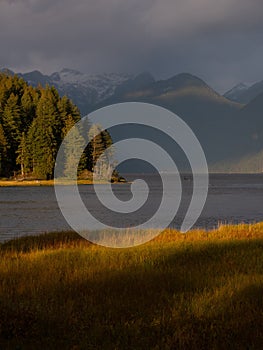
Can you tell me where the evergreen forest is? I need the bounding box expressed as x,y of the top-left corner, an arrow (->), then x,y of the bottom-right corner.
0,73 -> 113,180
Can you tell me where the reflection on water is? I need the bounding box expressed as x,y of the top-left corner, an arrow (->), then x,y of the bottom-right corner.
0,174 -> 263,242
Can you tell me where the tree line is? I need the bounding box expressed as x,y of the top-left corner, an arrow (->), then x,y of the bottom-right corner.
0,73 -> 113,180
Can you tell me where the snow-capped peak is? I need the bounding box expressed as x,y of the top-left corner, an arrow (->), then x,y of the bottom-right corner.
224,82 -> 251,101
227,82 -> 249,93
58,68 -> 85,83
0,67 -> 135,114
53,68 -> 133,100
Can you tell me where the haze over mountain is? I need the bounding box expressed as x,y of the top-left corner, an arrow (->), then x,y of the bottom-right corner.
1,67 -> 263,172
93,73 -> 263,173
224,83 -> 251,102
224,80 -> 263,104
94,72 -> 244,168
211,92 -> 263,172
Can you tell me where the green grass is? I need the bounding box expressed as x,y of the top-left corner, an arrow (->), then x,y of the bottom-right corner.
0,224 -> 263,349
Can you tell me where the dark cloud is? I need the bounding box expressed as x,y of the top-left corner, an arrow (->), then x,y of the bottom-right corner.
0,0 -> 262,92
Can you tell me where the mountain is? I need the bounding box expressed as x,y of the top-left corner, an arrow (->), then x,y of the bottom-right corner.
224,83 -> 250,102
0,68 -> 15,76
210,92 -> 263,172
224,80 -> 263,104
114,72 -> 155,97
238,92 -> 263,152
97,72 -> 241,110
94,73 -> 244,168
2,67 -> 263,172
0,68 -> 135,115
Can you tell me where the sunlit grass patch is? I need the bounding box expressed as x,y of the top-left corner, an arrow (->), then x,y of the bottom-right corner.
0,223 -> 262,349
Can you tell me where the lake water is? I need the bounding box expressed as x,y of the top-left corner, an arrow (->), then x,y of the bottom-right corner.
1,174 -> 263,242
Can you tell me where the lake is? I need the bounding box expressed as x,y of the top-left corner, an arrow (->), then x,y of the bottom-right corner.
1,174 -> 263,242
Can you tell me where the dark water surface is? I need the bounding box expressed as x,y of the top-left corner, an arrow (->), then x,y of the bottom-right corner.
1,174 -> 263,242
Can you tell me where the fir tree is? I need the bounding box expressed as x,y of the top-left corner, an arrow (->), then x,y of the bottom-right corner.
16,132 -> 30,177
87,124 -> 114,179
0,123 -> 8,176
26,116 -> 57,179
62,115 -> 86,178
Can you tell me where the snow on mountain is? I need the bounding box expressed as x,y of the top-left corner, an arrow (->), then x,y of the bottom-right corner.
224,80 -> 263,104
0,67 -> 134,114
52,68 -> 133,102
224,83 -> 250,101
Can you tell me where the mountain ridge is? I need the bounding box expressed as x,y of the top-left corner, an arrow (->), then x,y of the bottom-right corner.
1,67 -> 263,172
0,67 -> 135,115
224,80 -> 263,104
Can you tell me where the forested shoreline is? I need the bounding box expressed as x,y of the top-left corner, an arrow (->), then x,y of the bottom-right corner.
0,73 -> 114,180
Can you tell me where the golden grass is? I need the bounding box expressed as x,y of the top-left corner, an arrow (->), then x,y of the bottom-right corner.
0,223 -> 262,349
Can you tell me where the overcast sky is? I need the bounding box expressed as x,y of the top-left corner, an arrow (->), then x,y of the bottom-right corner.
0,0 -> 262,92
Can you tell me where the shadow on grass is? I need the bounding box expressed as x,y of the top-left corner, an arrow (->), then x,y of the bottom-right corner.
0,235 -> 263,349
0,231 -> 91,253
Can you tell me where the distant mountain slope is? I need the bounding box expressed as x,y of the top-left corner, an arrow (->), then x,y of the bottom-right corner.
224,80 -> 263,104
210,150 -> 263,173
95,73 -> 243,167
210,92 -> 263,172
224,83 -> 250,102
238,92 -> 263,152
98,73 -> 241,111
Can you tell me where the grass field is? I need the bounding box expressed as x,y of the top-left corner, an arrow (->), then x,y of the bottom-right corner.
0,224 -> 262,349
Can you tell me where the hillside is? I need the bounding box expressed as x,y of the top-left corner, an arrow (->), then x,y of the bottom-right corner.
224,79 -> 263,104
224,83 -> 251,102
209,93 -> 263,172
95,73 -> 244,168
